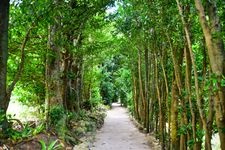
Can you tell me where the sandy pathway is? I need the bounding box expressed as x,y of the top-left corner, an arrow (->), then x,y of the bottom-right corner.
91,103 -> 151,150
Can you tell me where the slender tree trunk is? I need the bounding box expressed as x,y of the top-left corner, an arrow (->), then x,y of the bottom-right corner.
45,52 -> 50,127
0,0 -> 10,134
149,57 -> 155,132
171,77 -> 179,150
167,33 -> 184,149
155,53 -> 165,149
177,51 -> 188,150
184,45 -> 199,149
132,70 -> 140,120
160,52 -> 170,148
145,47 -> 150,133
152,51 -> 158,133
138,48 -> 146,125
207,78 -> 215,149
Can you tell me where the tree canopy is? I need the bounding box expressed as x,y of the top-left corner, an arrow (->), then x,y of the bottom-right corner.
0,0 -> 225,149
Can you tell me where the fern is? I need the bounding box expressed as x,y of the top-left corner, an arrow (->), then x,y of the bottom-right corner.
39,140 -> 47,150
39,139 -> 62,150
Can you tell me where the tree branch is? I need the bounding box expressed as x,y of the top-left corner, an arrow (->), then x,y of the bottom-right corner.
6,26 -> 34,101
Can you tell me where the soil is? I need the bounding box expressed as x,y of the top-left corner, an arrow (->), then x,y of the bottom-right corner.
90,103 -> 152,150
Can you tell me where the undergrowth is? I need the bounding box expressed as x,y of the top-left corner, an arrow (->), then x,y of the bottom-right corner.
1,104 -> 108,149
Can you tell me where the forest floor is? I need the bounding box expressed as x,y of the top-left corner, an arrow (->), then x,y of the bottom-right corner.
89,103 -> 156,150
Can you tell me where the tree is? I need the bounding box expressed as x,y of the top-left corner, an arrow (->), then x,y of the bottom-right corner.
194,1 -> 225,149
0,0 -> 10,134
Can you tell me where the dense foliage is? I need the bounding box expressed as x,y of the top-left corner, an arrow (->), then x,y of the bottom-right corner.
0,0 -> 225,149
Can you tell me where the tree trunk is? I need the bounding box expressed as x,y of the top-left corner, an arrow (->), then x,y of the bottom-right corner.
171,78 -> 179,150
184,45 -> 199,149
132,71 -> 140,121
155,52 -> 165,149
0,0 -> 10,134
168,41 -> 184,150
138,48 -> 146,125
145,47 -> 150,133
45,18 -> 63,126
47,25 -> 63,105
75,56 -> 83,112
62,50 -> 70,110
149,57 -> 155,132
160,52 -> 170,148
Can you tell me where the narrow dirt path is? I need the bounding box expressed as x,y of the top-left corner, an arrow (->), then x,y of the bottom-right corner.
91,103 -> 151,150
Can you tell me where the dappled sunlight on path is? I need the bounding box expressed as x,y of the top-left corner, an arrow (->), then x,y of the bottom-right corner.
91,103 -> 151,150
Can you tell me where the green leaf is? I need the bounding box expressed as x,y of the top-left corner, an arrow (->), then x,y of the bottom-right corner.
221,77 -> 225,87
33,124 -> 44,135
48,139 -> 62,150
39,140 -> 47,150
